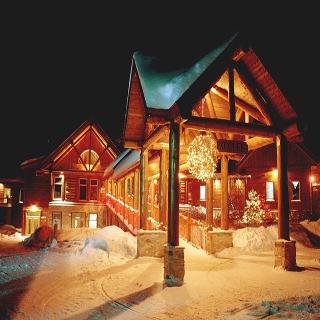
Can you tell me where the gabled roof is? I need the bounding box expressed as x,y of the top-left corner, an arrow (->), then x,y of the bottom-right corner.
133,33 -> 239,110
124,31 -> 302,146
21,121 -> 120,171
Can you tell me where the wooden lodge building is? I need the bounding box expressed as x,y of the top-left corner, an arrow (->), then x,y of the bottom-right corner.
4,32 -> 320,287
20,121 -> 120,235
103,32 -> 320,285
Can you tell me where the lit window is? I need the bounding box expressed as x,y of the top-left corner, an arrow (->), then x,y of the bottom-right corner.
200,185 -> 206,201
53,177 -> 63,200
79,179 -> 87,200
266,181 -> 274,201
88,213 -> 97,228
292,181 -> 300,201
90,179 -> 98,201
79,150 -> 99,171
0,185 -> 11,204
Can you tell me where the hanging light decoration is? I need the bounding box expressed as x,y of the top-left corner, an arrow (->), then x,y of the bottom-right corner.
187,133 -> 218,182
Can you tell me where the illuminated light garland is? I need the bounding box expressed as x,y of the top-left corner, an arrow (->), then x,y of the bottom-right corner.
187,134 -> 218,182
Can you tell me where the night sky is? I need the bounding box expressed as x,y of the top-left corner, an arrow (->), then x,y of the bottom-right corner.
1,5 -> 319,177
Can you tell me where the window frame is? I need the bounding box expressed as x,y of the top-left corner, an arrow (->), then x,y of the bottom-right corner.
89,179 -> 99,201
200,185 -> 206,201
53,176 -> 63,200
79,178 -> 88,201
291,180 -> 301,201
266,181 -> 275,201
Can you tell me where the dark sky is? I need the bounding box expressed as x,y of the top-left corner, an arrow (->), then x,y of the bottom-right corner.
1,5 -> 319,177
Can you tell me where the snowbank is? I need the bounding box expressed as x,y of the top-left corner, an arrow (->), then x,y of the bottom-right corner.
232,225 -> 278,251
300,219 -> 320,237
95,226 -> 137,258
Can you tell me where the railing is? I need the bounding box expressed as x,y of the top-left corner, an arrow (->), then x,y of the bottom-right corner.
105,193 -> 139,235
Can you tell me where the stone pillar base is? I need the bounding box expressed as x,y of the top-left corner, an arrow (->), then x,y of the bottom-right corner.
137,230 -> 167,257
205,230 -> 233,254
274,239 -> 296,271
164,245 -> 185,287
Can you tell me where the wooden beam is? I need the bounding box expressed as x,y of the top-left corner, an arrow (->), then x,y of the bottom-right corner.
139,150 -> 148,229
146,115 -> 170,126
142,125 -> 169,152
71,141 -> 88,171
206,178 -> 213,230
228,66 -> 236,122
168,122 -> 180,246
123,141 -> 142,149
235,62 -> 274,126
212,86 -> 266,123
276,134 -> 290,240
159,148 -> 168,226
221,155 -> 229,230
205,93 -> 221,140
184,116 -> 276,138
246,137 -> 274,150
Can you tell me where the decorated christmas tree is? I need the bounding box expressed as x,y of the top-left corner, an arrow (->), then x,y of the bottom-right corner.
241,189 -> 265,225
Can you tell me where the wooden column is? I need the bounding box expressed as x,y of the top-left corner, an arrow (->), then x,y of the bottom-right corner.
276,134 -> 290,240
221,155 -> 229,230
139,150 -> 148,229
228,66 -> 235,122
159,148 -> 168,226
245,112 -> 250,141
168,122 -> 180,246
134,169 -> 139,210
206,178 -> 213,230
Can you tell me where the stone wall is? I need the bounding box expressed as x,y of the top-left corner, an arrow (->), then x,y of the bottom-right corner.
205,230 -> 233,254
137,230 -> 167,257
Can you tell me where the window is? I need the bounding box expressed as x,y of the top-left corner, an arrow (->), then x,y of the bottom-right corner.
90,179 -> 98,201
200,185 -> 206,201
79,150 -> 100,171
53,177 -> 63,200
266,181 -> 274,201
292,181 -> 300,201
0,184 -> 11,204
79,179 -> 87,200
71,212 -> 83,228
88,213 -> 97,228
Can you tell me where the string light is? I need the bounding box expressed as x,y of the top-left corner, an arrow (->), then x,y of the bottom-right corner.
187,133 -> 218,182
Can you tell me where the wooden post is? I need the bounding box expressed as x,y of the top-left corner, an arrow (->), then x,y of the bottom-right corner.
277,134 -> 290,240
159,148 -> 168,227
206,178 -> 213,231
168,122 -> 180,246
245,112 -> 250,141
139,150 -> 148,229
134,169 -> 139,211
221,155 -> 229,230
228,66 -> 235,122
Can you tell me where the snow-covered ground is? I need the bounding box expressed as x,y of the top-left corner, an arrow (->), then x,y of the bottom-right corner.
0,223 -> 320,319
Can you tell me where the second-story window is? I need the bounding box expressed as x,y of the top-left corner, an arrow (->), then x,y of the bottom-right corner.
79,178 -> 87,200
53,177 -> 63,200
90,179 -> 98,201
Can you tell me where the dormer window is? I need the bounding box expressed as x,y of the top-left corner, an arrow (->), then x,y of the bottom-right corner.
79,150 -> 99,171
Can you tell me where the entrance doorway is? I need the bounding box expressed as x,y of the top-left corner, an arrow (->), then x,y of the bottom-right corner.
71,212 -> 84,228
25,209 -> 41,234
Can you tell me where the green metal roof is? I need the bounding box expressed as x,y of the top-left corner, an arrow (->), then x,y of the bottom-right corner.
133,33 -> 239,110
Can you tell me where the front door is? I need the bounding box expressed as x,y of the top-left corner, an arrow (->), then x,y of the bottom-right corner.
25,209 -> 41,234
71,212 -> 84,228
